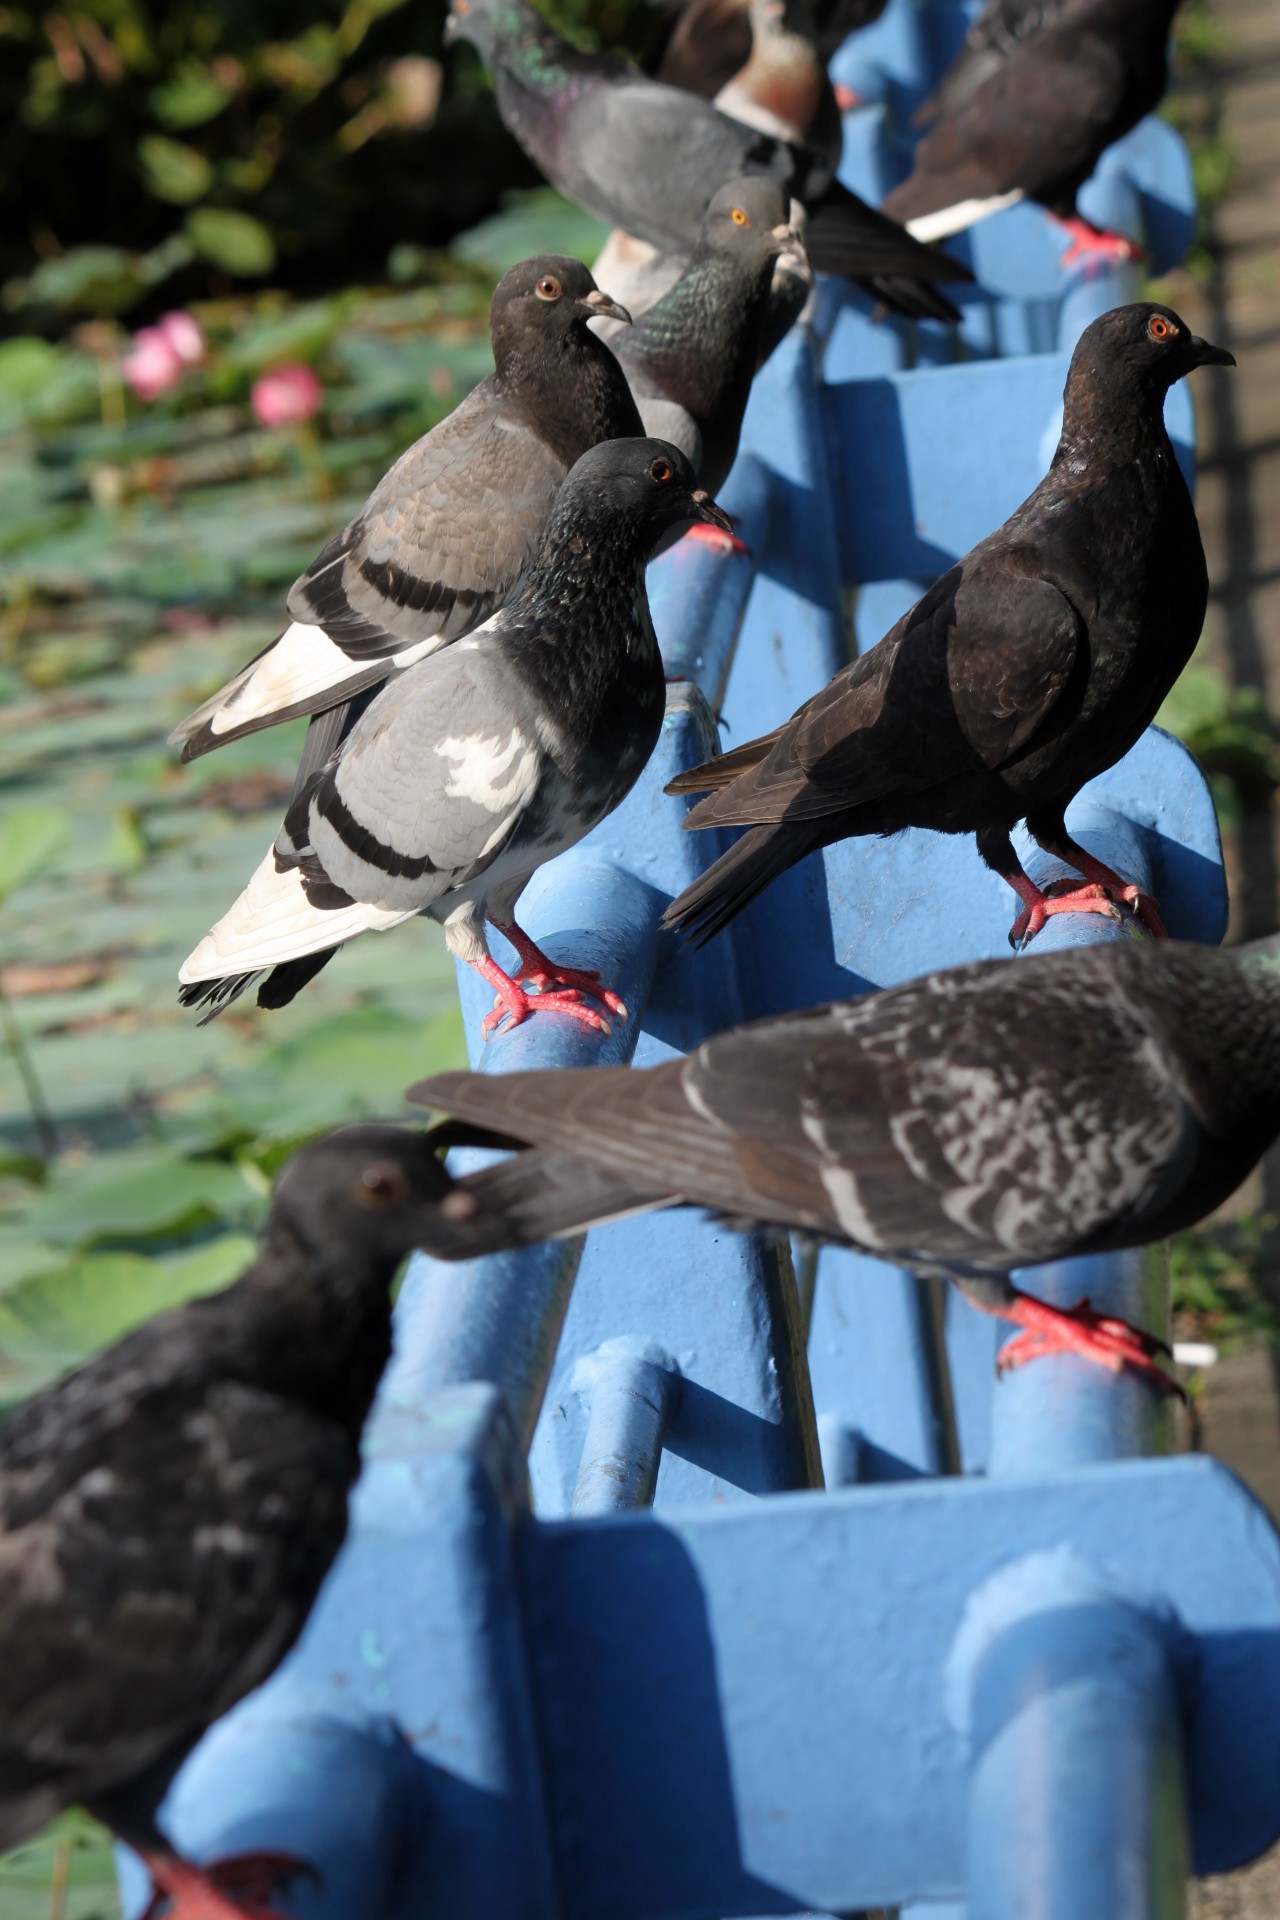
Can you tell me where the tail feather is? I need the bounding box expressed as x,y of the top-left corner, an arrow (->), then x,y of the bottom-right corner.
661,821 -> 817,944
665,727 -> 782,796
423,1145 -> 673,1259
178,847 -> 416,1000
804,180 -> 972,317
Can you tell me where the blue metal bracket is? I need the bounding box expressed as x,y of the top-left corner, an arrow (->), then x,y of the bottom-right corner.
118,7 -> 1272,1916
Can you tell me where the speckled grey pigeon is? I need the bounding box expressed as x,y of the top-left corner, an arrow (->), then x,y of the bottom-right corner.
409,934 -> 1280,1389
178,440 -> 730,1035
169,255 -> 640,779
612,177 -> 806,494
0,1125 -> 502,1920
663,304 -> 1233,950
445,0 -> 970,321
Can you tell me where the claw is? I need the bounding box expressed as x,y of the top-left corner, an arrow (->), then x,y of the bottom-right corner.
995,1291 -> 1182,1398
139,1849 -> 319,1920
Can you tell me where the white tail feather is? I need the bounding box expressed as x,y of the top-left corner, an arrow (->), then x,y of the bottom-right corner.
905,190 -> 1024,243
179,847 -> 417,984
168,621 -> 444,746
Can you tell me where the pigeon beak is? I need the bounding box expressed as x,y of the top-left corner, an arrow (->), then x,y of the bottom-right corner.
770,220 -> 805,257
692,489 -> 734,535
579,289 -> 633,326
1189,336 -> 1236,368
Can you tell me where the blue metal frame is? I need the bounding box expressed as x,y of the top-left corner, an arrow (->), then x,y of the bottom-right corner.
119,4 -> 1280,1915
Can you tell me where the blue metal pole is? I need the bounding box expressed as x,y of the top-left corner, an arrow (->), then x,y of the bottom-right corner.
572,1337 -> 680,1514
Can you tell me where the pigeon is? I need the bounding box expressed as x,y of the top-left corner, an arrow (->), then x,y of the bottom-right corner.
408,932 -> 1280,1390
169,255 -> 642,781
610,178 -> 807,496
881,0 -> 1184,262
444,0 -> 970,321
178,440 -> 731,1034
0,1124 -> 504,1920
655,0 -> 889,100
661,304 -> 1234,950
714,0 -> 845,169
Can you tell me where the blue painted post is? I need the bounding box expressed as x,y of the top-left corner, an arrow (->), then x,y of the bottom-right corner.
571,1338 -> 680,1514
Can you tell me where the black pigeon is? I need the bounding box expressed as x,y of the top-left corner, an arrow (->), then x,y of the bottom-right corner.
169,255 -> 640,779
445,0 -> 969,321
662,304 -> 1233,949
611,178 -> 806,496
882,0 -> 1184,261
409,933 -> 1280,1389
179,440 -> 730,1034
0,1125 -> 502,1920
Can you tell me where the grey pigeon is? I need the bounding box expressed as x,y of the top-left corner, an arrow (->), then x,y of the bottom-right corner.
0,1125 -> 499,1920
178,440 -> 730,1034
883,0 -> 1183,258
169,255 -> 641,777
409,933 -> 1280,1390
662,304 -> 1233,949
444,0 -> 970,321
612,178 -> 806,495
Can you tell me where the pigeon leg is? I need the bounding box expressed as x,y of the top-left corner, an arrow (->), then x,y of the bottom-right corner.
833,83 -> 862,112
138,1848 -> 317,1920
682,521 -> 750,558
1028,827 -> 1169,938
469,954 -> 615,1040
494,922 -> 629,1020
1001,870 -> 1123,949
961,1287 -> 1179,1397
1051,214 -> 1143,270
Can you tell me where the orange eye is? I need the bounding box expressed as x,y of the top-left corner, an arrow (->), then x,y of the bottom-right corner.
359,1163 -> 408,1206
537,276 -> 561,300
730,207 -> 748,226
1148,314 -> 1174,341
650,457 -> 673,483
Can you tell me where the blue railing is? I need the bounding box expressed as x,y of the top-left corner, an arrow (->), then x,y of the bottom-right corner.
119,3 -> 1280,1916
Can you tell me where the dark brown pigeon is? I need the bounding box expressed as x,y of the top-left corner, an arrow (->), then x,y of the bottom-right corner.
169,255 -> 640,788
661,304 -> 1233,950
0,1125 -> 501,1920
714,0 -> 845,168
445,0 -> 970,321
656,0 -> 889,100
882,0 -> 1184,263
408,933 -> 1280,1389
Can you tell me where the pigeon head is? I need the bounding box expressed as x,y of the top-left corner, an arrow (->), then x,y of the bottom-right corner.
555,437 -> 733,553
269,1124 -> 471,1270
444,0 -> 504,55
700,178 -> 802,265
1069,303 -> 1236,398
490,255 -> 632,352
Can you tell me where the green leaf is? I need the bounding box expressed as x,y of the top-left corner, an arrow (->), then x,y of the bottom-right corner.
151,68 -> 234,130
0,1236 -> 255,1404
0,1809 -> 122,1920
139,132 -> 214,205
18,1148 -> 256,1249
9,247 -> 149,318
185,209 -> 277,277
451,187 -> 609,276
0,809 -> 71,907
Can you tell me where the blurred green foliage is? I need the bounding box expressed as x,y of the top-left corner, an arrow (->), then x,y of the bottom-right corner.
0,0 -> 659,333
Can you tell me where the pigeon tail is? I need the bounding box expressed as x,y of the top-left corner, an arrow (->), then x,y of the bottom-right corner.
427,1143 -> 671,1256
178,848 -> 416,1001
170,622 -> 440,762
665,727 -> 782,795
903,190 -> 1024,244
661,819 -> 820,944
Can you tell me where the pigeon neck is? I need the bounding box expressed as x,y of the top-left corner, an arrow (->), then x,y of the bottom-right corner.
212,1228 -> 397,1440
1054,370 -> 1175,471
634,250 -> 771,412
522,510 -> 652,617
496,322 -> 641,464
1154,945 -> 1280,1151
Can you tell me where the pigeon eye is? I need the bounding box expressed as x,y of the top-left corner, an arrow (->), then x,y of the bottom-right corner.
358,1163 -> 408,1206
536,276 -> 562,300
730,207 -> 748,225
649,457 -> 673,483
1148,315 -> 1174,341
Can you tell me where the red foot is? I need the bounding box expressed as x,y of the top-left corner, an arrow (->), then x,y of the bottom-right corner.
500,923 -> 628,1018
139,1850 -> 318,1920
833,83 -> 863,111
472,946 -> 621,1040
1005,877 -> 1122,948
996,1292 -> 1180,1398
1051,214 -> 1143,270
683,521 -> 750,558
1032,842 -> 1170,940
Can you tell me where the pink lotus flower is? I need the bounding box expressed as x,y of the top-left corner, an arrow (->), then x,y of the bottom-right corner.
121,311 -> 206,403
251,362 -> 323,428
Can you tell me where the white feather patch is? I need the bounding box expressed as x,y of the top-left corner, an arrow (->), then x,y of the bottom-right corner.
170,622 -> 444,744
437,730 -> 541,812
905,191 -> 1024,243
178,847 -> 416,983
